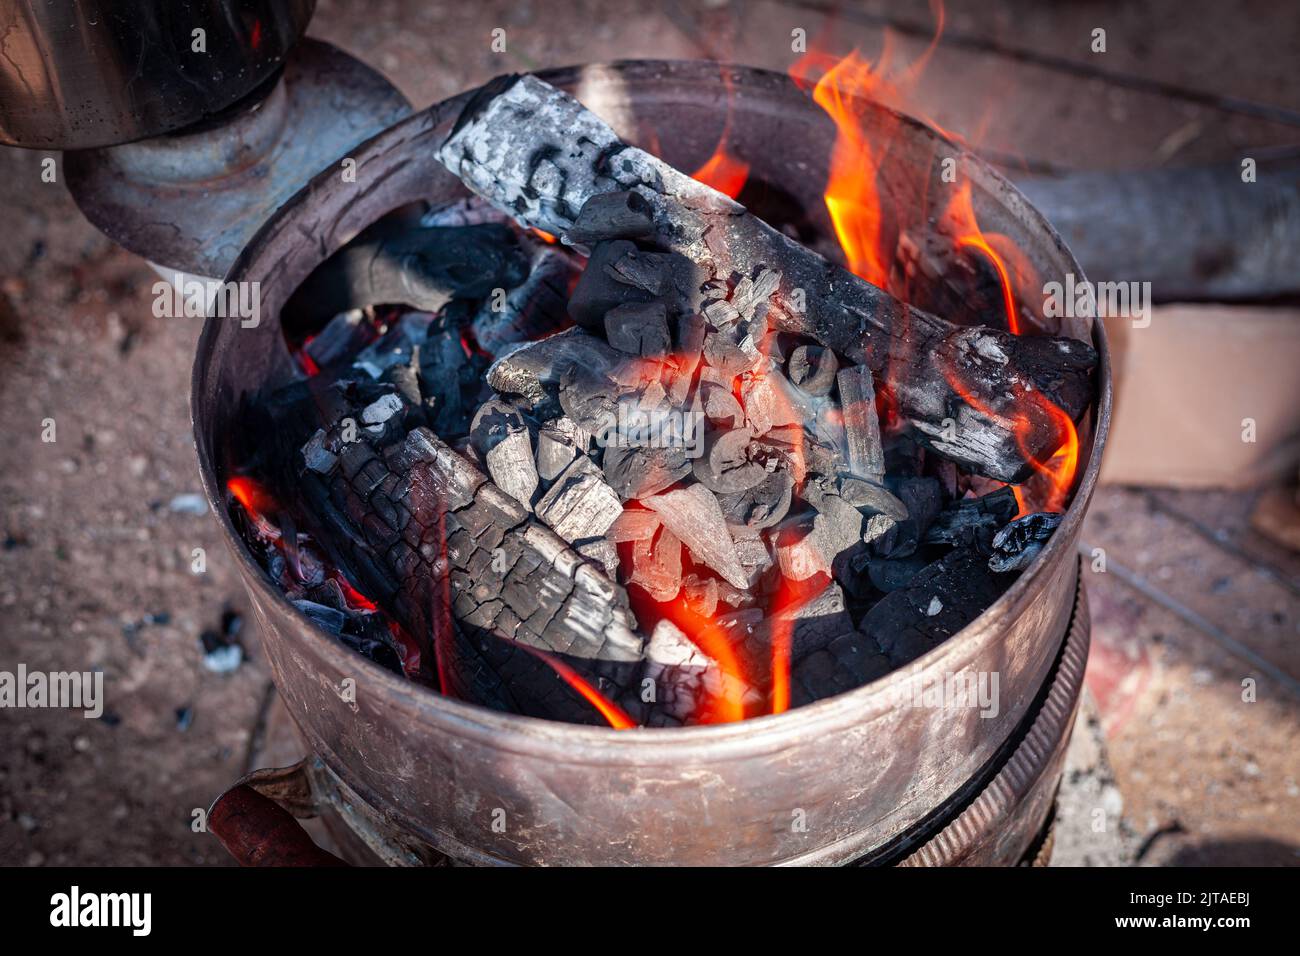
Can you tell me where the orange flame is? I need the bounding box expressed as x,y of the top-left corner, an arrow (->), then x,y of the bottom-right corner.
690,69 -> 751,199
657,598 -> 749,724
518,644 -> 636,729
942,370 -> 1079,515
941,181 -> 1038,336
791,5 -> 946,287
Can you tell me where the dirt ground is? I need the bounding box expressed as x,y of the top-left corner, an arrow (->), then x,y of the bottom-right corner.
1,0 -> 1296,865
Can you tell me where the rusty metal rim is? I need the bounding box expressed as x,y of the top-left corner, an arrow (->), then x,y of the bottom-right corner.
194,59 -> 1112,754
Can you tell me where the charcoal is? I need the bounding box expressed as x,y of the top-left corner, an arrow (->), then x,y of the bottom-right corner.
700,381 -> 744,428
565,190 -> 656,244
567,240 -> 655,330
643,484 -> 748,589
608,507 -> 661,544
487,328 -> 622,404
437,73 -> 1095,483
837,365 -> 885,482
667,312 -> 706,405
536,417 -> 588,482
988,512 -> 1063,573
558,365 -> 622,437
302,429 -> 338,474
576,537 -> 619,578
630,526 -> 683,602
692,427 -> 765,494
790,630 -> 891,707
871,476 -> 944,559
925,486 -> 1019,551
773,513 -> 828,582
354,311 -> 433,378
470,400 -> 539,509
702,328 -> 758,377
728,267 -> 782,324
681,574 -> 719,617
837,476 -> 908,520
718,470 -> 793,530
601,442 -> 692,500
471,245 -> 577,357
778,581 -> 856,661
534,456 -> 624,544
787,344 -> 837,397
605,300 -> 672,357
861,547 -> 1009,667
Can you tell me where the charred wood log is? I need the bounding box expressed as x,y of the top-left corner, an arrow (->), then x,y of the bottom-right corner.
437,73 -> 1096,483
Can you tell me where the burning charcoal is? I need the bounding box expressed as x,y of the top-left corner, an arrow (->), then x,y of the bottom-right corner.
565,190 -> 656,244
471,245 -> 577,357
536,417 -> 588,482
292,599 -> 347,633
602,442 -> 692,500
487,328 -> 622,404
630,526 -> 683,602
470,400 -> 539,510
361,392 -> 405,433
702,328 -> 758,377
718,470 -> 793,531
988,512 -> 1063,573
605,300 -> 672,357
731,531 -> 774,586
774,514 -> 829,582
290,222 -> 529,316
787,344 -> 838,397
682,574 -> 719,617
608,507 -> 660,544
861,548 -> 1009,667
777,581 -> 855,661
534,456 -> 624,544
745,364 -> 803,432
693,427 -> 765,494
635,619 -> 754,726
925,486 -> 1019,551
811,493 -> 866,568
837,365 -> 885,482
666,312 -> 706,405
700,381 -> 744,428
643,484 -> 749,589
437,74 -> 1095,483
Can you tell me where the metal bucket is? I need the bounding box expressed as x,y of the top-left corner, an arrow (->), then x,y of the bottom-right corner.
193,61 -> 1111,866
